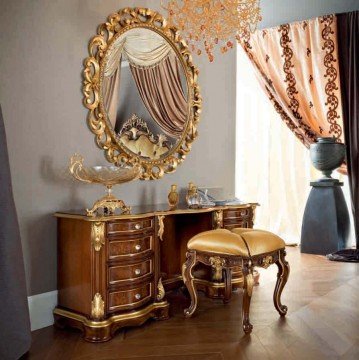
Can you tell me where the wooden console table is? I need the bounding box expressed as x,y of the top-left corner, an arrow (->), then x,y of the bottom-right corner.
54,203 -> 258,342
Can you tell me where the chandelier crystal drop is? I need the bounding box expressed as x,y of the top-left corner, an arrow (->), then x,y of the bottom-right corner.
162,0 -> 262,62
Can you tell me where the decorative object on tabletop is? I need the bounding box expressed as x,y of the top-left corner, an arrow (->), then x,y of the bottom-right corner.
198,188 -> 215,207
310,137 -> 346,184
167,184 -> 179,209
186,182 -> 201,209
69,154 -> 141,216
199,187 -> 242,206
162,0 -> 261,62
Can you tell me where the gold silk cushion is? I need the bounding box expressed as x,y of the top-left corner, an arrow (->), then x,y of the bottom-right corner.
231,228 -> 285,256
187,229 -> 249,256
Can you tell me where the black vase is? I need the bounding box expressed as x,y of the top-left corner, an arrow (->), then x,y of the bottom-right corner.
310,137 -> 346,183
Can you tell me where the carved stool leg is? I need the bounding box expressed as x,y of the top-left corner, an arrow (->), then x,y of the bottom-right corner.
223,267 -> 232,304
182,251 -> 198,317
242,261 -> 254,334
273,249 -> 290,316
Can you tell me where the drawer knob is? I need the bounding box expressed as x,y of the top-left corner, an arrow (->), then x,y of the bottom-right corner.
241,210 -> 246,215
135,223 -> 141,230
135,293 -> 141,300
134,269 -> 141,275
135,244 -> 141,251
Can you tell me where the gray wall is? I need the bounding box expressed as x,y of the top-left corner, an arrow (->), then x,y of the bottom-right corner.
0,0 -> 236,296
0,0 -> 357,296
259,0 -> 359,29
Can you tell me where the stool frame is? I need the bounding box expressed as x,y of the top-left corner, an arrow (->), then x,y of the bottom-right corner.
182,248 -> 290,334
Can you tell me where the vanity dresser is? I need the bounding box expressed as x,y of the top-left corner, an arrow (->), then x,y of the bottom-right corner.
54,203 -> 257,342
56,5 -> 259,342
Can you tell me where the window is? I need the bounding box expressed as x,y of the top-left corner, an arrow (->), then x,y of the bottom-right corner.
235,46 -> 354,246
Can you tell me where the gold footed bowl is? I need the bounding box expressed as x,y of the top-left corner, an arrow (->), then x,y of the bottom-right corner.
69,154 -> 141,216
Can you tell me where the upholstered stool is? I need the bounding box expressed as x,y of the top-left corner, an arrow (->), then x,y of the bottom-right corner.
182,228 -> 289,334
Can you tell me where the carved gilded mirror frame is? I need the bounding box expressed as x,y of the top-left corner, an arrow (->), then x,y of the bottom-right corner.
83,7 -> 202,180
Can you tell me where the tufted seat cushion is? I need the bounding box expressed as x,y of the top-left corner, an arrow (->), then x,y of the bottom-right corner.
231,228 -> 285,256
187,229 -> 249,256
187,228 -> 286,257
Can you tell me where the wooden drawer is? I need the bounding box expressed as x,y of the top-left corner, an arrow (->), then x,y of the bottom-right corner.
224,208 -> 251,220
232,265 -> 243,275
223,221 -> 249,230
108,259 -> 153,286
108,283 -> 153,312
108,236 -> 153,260
107,218 -> 154,236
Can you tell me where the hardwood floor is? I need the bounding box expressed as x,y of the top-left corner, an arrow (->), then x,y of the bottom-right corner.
23,247 -> 359,360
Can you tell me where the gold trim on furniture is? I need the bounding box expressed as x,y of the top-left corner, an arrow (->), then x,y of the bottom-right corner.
91,222 -> 105,252
54,301 -> 169,327
82,7 -> 202,180
54,301 -> 169,342
260,255 -> 274,269
213,210 -> 223,229
209,256 -> 225,282
55,204 -> 259,222
157,277 -> 165,301
91,293 -> 105,319
194,277 -> 243,288
157,215 -> 165,241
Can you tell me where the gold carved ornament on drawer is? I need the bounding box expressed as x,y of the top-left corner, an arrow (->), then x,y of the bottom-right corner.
91,293 -> 105,320
157,215 -> 165,241
156,278 -> 165,301
91,222 -> 105,251
213,210 -> 223,229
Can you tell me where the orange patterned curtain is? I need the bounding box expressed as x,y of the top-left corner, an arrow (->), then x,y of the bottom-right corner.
241,15 -> 344,147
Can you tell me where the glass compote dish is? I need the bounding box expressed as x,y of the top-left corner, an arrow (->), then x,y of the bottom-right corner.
69,154 -> 141,216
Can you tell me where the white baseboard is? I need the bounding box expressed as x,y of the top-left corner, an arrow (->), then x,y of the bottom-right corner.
28,291 -> 58,331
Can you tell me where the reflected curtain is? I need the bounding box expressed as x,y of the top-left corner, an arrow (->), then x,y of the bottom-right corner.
241,15 -> 345,149
130,54 -> 187,137
102,28 -> 173,127
337,11 -> 359,247
103,65 -> 121,128
123,34 -> 171,67
110,28 -> 171,68
0,105 -> 31,359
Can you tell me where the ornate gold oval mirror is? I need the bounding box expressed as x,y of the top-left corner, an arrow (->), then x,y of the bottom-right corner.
83,7 -> 201,180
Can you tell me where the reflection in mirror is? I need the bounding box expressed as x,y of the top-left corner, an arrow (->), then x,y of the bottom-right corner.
102,28 -> 188,161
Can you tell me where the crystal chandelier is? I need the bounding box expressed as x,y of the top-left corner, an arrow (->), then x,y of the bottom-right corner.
162,0 -> 261,62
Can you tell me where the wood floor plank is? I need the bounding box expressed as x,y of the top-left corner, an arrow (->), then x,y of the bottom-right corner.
282,314 -> 339,358
121,356 -> 223,360
24,248 -> 359,360
340,340 -> 359,360
296,308 -> 353,356
255,326 -> 296,360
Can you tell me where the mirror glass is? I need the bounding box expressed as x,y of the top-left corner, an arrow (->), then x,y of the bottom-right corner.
101,28 -> 188,161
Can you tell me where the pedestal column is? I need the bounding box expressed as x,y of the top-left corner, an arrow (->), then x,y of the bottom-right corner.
301,182 -> 350,255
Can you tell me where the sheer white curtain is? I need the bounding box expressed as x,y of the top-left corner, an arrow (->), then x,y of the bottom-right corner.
236,46 -> 355,247
235,46 -> 313,245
